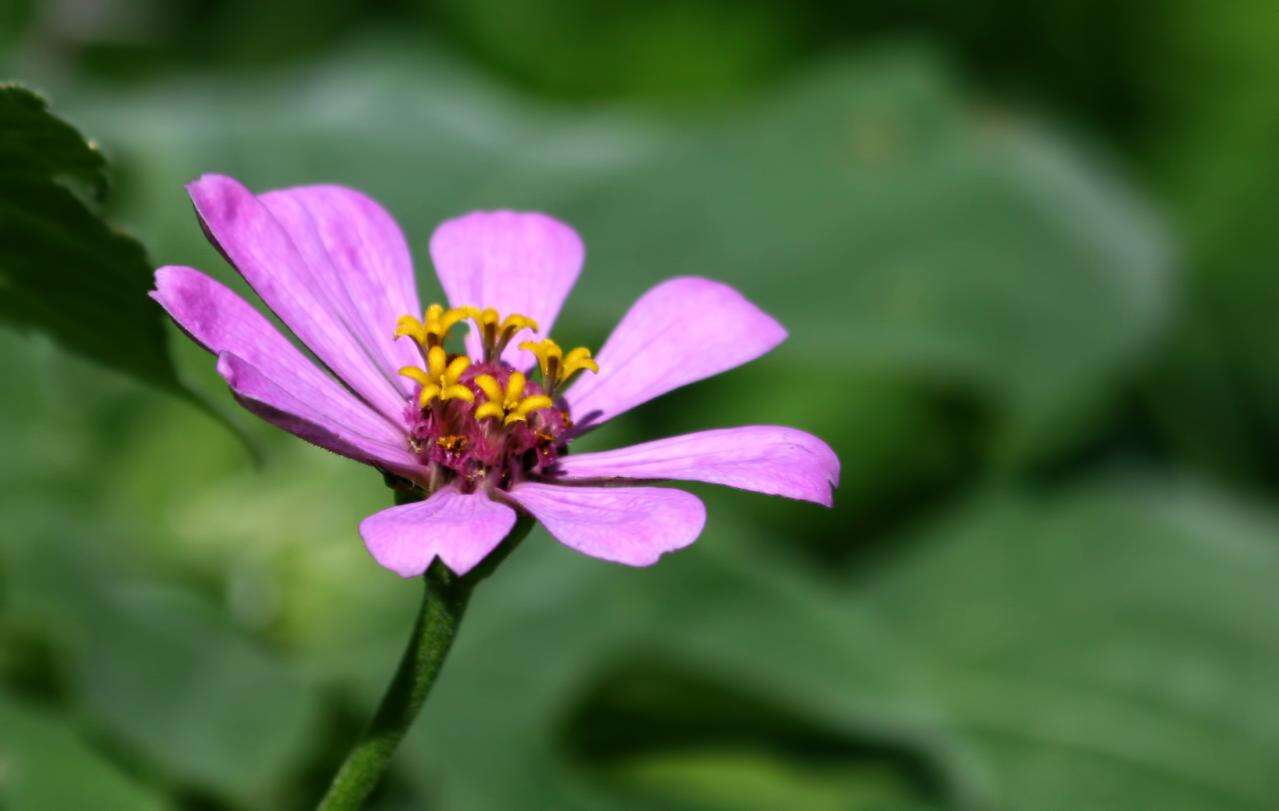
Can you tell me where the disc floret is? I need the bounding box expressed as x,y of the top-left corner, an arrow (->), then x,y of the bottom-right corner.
474,371 -> 553,426
518,338 -> 599,397
467,308 -> 539,362
399,346 -> 473,407
392,305 -> 596,492
394,304 -> 471,354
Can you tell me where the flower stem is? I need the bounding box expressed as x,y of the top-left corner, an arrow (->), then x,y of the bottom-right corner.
317,515 -> 531,809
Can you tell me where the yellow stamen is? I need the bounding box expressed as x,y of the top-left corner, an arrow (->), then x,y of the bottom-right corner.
520,339 -> 561,382
468,308 -> 539,360
441,384 -> 475,403
427,345 -> 447,379
446,354 -> 470,382
473,373 -> 504,405
393,315 -> 427,344
416,384 -> 441,408
561,346 -> 600,378
505,371 -> 527,401
398,366 -> 432,387
475,401 -> 506,422
473,370 -> 555,426
519,338 -> 598,393
394,303 -> 472,351
505,395 -> 553,425
399,346 -> 473,408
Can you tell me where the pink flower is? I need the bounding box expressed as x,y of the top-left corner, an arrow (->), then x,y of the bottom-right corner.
151,175 -> 839,577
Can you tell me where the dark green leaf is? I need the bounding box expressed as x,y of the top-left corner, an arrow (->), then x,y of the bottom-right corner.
0,83 -> 107,195
0,85 -> 188,398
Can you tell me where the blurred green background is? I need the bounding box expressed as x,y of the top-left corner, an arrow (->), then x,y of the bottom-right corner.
3,1 -> 1279,809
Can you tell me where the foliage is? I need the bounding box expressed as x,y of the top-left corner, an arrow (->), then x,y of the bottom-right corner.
1,5 -> 1277,810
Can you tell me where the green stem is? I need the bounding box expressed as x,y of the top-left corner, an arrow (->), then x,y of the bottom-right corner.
317,515 -> 531,810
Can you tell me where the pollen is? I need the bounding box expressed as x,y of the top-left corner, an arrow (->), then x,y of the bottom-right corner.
519,338 -> 599,395
399,346 -> 474,408
473,371 -> 554,426
394,304 -> 471,351
435,434 -> 469,454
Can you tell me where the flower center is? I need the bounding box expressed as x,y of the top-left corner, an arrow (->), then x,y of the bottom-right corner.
393,305 -> 597,492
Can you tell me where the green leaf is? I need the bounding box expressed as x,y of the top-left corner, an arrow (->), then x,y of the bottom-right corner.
863,479 -> 1279,810
0,85 -> 188,398
69,582 -> 323,803
1137,2 -> 1279,481
432,0 -> 804,101
375,477 -> 1279,811
0,692 -> 166,811
0,494 -> 323,807
392,530 -> 956,810
563,662 -> 953,811
0,83 -> 107,195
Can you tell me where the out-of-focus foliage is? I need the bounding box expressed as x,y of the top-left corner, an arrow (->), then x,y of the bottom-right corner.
0,695 -> 164,810
1138,2 -> 1279,482
398,478 -> 1279,810
1,2 -> 1277,809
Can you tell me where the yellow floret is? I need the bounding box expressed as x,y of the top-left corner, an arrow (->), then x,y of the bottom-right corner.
398,346 -> 473,408
519,338 -> 598,394
468,308 -> 540,360
473,371 -> 555,426
393,303 -> 472,351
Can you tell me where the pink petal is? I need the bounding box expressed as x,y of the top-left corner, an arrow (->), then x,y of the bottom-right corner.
151,265 -> 403,443
151,265 -> 423,476
187,174 -> 408,423
554,426 -> 839,507
430,211 -> 584,367
508,483 -> 705,566
217,353 -> 425,477
564,277 -> 786,429
258,185 -> 422,392
360,488 -> 517,577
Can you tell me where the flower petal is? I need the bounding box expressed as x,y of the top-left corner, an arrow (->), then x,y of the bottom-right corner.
508,483 -> 704,566
430,211 -> 584,367
554,426 -> 839,506
217,353 -> 425,478
258,185 -> 422,390
360,488 -> 517,577
188,173 -> 407,423
152,266 -> 404,440
151,265 -> 422,476
564,277 -> 786,430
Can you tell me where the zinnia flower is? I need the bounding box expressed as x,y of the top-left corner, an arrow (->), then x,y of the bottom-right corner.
151,175 -> 839,576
